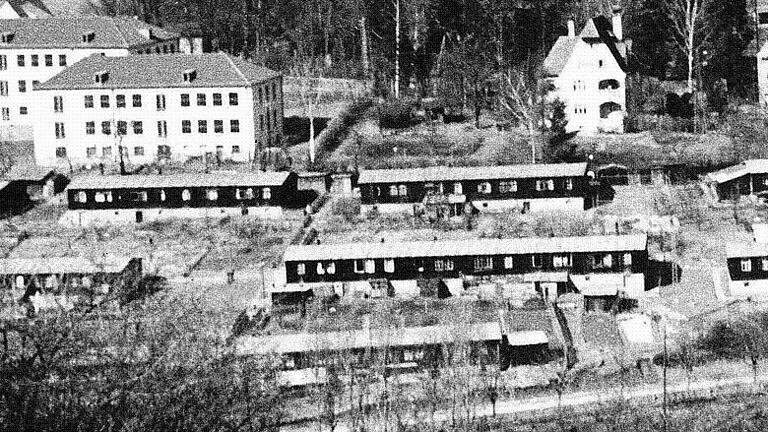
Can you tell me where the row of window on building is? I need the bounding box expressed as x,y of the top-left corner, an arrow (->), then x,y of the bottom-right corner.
739,258 -> 768,272
0,53 -> 67,69
0,106 -> 27,119
55,144 -> 242,159
77,92 -> 238,111
0,79 -> 41,96
11,274 -> 109,291
136,44 -> 178,55
295,252 -> 631,276
53,118 -> 243,139
73,186 -> 272,204
380,179 -> 572,197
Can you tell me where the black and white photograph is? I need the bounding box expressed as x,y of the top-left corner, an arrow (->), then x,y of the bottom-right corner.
1,0 -> 767,430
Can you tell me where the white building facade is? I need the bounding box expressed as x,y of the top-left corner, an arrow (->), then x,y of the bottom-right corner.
0,17 -> 179,138
543,9 -> 628,135
33,52 -> 283,167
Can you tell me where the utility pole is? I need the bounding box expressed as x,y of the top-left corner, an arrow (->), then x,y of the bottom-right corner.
663,325 -> 668,432
394,0 -> 400,99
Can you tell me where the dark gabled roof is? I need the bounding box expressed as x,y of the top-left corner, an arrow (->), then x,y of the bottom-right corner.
357,163 -> 587,185
66,172 -> 291,190
0,16 -> 177,49
38,52 -> 280,90
0,256 -> 134,274
283,234 -> 648,262
543,15 -> 627,77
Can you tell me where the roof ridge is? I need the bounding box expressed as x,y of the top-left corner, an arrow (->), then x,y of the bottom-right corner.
223,52 -> 250,86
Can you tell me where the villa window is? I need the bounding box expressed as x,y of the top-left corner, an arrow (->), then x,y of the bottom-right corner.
742,259 -> 752,272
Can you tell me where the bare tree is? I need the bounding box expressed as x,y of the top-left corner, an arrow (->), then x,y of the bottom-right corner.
496,69 -> 552,164
664,0 -> 711,93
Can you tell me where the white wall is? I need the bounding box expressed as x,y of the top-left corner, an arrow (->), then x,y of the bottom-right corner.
33,85 -> 259,166
550,39 -> 627,135
362,197 -> 585,215
59,206 -> 284,227
0,48 -> 130,129
729,279 -> 768,299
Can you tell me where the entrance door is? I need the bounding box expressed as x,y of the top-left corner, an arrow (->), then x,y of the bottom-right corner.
135,211 -> 143,223
522,201 -> 531,214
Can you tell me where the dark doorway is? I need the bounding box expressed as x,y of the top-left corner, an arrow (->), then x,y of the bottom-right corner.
135,211 -> 143,223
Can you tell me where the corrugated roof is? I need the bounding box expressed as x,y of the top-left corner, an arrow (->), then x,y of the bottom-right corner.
284,234 -> 648,262
0,16 -> 177,49
727,242 -> 768,259
67,171 -> 291,190
0,256 -> 133,274
2,164 -> 55,181
357,163 -> 587,184
39,52 -> 280,90
236,322 -> 503,355
706,160 -> 768,184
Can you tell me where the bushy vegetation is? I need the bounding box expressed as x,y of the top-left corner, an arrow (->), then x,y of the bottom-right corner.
378,98 -> 417,129
330,196 -> 361,221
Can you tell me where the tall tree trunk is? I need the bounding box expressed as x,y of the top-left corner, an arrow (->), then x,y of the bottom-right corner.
309,111 -> 316,163
360,16 -> 370,79
241,0 -> 249,58
394,0 -> 400,99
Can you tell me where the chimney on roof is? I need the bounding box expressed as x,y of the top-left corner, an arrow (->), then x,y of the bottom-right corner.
612,6 -> 623,41
567,19 -> 576,39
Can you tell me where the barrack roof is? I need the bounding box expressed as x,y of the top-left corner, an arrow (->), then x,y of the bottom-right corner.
2,165 -> 55,182
706,160 -> 768,184
0,16 -> 177,49
284,234 -> 648,262
67,171 -> 291,190
0,256 -> 134,274
726,242 -> 768,259
357,163 -> 588,184
39,52 -> 281,90
236,322 -> 505,355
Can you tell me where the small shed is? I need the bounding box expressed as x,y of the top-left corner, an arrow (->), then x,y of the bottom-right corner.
2,165 -> 64,199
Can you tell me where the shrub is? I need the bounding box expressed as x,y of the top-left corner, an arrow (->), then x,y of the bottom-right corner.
330,196 -> 361,221
378,99 -> 415,129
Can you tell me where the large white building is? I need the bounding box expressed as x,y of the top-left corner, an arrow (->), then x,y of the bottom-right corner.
0,16 -> 179,138
33,52 -> 284,166
543,8 -> 629,135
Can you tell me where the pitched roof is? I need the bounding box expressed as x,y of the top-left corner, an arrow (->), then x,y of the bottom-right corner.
66,171 -> 291,190
283,234 -> 648,262
2,164 -> 55,182
0,256 -> 134,274
0,16 -> 176,49
236,322 -> 504,355
39,52 -> 281,90
543,36 -> 578,77
727,242 -> 768,259
543,15 -> 627,77
357,163 -> 588,184
706,160 -> 768,184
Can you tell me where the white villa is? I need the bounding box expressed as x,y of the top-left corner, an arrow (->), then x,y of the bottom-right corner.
543,7 -> 629,135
